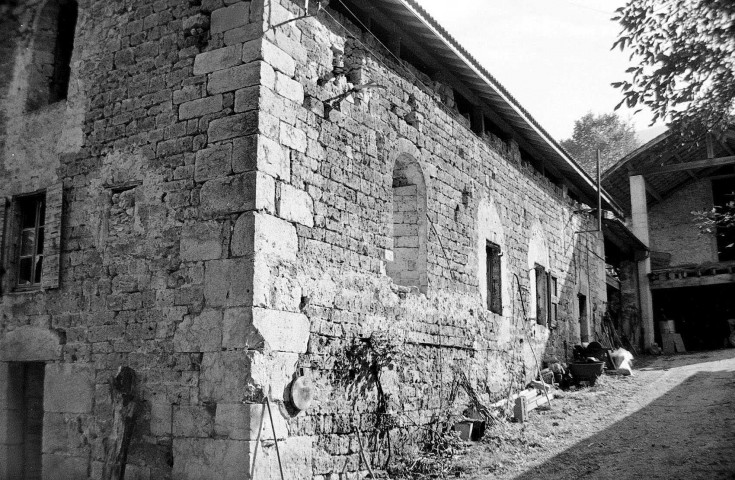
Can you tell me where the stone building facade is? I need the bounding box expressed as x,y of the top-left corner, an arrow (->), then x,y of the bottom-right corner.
0,0 -> 612,478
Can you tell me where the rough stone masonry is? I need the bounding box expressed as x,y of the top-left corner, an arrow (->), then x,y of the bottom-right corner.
0,0 -> 608,478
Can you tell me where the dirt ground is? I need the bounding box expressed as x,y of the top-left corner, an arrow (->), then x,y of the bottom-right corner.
454,348 -> 735,480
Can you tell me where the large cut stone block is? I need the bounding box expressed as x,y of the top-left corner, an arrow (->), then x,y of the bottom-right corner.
42,454 -> 88,480
222,307 -> 255,349
222,307 -> 309,353
277,184 -> 314,227
173,439 -> 249,480
233,85 -> 260,113
199,172 -> 256,217
251,308 -> 310,353
0,326 -> 62,361
214,403 -> 288,440
41,412 -> 91,456
274,72 -> 304,104
278,122 -> 307,153
211,2 -> 250,34
203,258 -> 253,307
199,352 -> 253,403
150,396 -> 173,436
179,94 -> 224,120
172,437 -> 313,479
249,255 -> 302,311
232,134 -> 289,180
180,221 -> 224,261
231,212 -> 297,259
44,363 -> 94,414
207,61 -> 274,94
199,351 -> 297,403
173,405 -> 215,438
193,45 -> 243,75
261,39 -> 295,76
174,309 -> 223,352
207,111 -> 258,142
249,352 -> 299,402
195,143 -> 233,182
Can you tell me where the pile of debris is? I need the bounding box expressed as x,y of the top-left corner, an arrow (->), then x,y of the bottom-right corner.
452,343 -> 636,433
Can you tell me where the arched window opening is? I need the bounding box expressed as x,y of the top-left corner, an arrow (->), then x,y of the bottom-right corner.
27,0 -> 77,110
387,154 -> 427,293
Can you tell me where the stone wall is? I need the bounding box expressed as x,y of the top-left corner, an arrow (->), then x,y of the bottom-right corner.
255,1 -> 608,477
648,179 -> 717,266
0,0 -> 608,478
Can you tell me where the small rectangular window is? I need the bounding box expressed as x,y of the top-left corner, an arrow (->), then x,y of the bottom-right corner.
486,241 -> 502,314
1,184 -> 62,294
578,293 -> 589,342
549,275 -> 559,328
535,264 -> 549,326
16,195 -> 46,288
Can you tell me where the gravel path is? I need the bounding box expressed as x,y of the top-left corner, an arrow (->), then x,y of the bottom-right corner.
456,349 -> 735,480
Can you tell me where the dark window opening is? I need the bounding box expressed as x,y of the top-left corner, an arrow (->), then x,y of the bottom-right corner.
369,22 -> 395,52
521,147 -> 545,175
550,275 -> 558,327
535,264 -> 550,326
26,0 -> 77,110
578,293 -> 589,342
486,241 -> 502,314
330,0 -> 368,32
50,0 -> 77,103
712,178 -> 735,262
8,362 -> 45,480
483,116 -> 507,140
454,91 -> 472,121
16,195 -> 45,288
399,46 -> 432,77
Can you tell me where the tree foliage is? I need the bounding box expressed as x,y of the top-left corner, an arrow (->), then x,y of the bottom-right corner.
693,199 -> 735,245
560,112 -> 639,175
612,0 -> 735,137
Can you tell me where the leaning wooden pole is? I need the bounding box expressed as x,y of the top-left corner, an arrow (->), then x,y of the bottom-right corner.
102,366 -> 137,480
597,149 -> 603,232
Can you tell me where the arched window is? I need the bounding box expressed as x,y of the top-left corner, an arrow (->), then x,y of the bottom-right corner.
387,154 -> 427,293
26,0 -> 77,110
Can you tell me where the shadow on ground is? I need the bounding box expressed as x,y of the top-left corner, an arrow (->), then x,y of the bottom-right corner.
508,367 -> 735,480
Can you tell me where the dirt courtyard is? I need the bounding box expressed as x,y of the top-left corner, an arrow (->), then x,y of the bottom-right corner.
455,349 -> 735,479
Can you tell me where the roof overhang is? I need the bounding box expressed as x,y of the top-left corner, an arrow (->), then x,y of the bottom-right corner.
602,129 -> 735,216
602,217 -> 648,262
346,0 -> 624,216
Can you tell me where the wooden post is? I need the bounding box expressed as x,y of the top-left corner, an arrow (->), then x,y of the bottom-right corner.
102,367 -> 137,480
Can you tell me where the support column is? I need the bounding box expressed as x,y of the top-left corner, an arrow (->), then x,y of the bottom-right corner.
629,175 -> 655,350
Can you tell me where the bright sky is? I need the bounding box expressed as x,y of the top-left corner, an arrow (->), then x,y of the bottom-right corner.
418,0 -> 660,141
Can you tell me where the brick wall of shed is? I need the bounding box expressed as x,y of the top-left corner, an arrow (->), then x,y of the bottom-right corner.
648,179 -> 717,266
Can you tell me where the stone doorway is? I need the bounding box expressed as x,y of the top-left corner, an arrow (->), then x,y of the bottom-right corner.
5,362 -> 45,480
